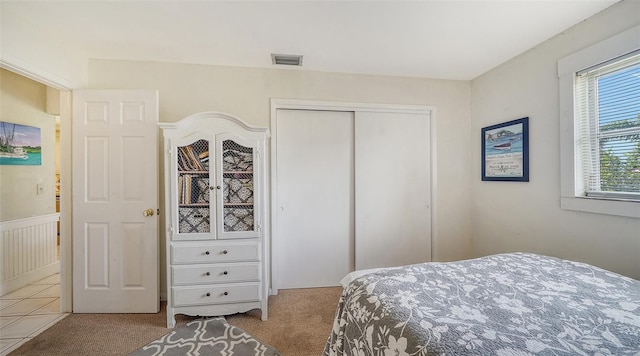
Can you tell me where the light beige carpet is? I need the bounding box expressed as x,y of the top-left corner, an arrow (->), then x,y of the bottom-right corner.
227,287 -> 343,354
9,287 -> 343,356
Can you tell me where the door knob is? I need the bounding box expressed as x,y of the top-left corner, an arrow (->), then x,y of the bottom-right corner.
143,208 -> 155,217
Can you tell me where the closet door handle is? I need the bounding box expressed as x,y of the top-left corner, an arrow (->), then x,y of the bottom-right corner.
222,250 -> 228,255
205,272 -> 211,276
223,291 -> 229,296
205,251 -> 210,255
223,271 -> 228,275
206,292 -> 211,297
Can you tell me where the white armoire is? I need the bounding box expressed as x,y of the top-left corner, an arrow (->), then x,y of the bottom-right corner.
160,112 -> 269,328
273,100 -> 433,291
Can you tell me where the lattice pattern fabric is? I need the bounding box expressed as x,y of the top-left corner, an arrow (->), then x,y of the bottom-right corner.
179,207 -> 210,233
194,178 -> 210,203
224,177 -> 253,203
224,208 -> 254,232
222,140 -> 253,171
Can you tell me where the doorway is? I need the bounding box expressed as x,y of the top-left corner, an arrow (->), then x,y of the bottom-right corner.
57,89 -> 72,313
0,68 -> 71,313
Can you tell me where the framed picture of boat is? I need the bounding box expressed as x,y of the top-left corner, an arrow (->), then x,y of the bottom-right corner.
0,121 -> 42,165
481,117 -> 529,181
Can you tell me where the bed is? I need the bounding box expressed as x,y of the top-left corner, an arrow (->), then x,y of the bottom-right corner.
323,253 -> 640,355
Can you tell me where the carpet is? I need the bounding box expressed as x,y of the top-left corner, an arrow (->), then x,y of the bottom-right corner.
129,317 -> 280,356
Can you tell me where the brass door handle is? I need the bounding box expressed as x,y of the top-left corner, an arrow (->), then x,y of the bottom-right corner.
143,208 -> 155,217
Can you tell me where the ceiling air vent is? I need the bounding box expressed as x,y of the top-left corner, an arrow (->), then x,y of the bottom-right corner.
271,54 -> 303,66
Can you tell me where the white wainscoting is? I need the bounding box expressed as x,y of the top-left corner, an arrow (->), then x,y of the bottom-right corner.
0,213 -> 60,295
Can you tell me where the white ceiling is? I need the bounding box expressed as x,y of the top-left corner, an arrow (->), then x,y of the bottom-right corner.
3,1 -> 619,81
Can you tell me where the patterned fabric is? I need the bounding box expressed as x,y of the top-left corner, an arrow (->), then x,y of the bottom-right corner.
195,177 -> 210,203
130,317 -> 279,356
324,253 -> 640,356
224,207 -> 254,231
179,207 -> 210,233
220,140 -> 255,233
224,177 -> 254,203
223,140 -> 253,171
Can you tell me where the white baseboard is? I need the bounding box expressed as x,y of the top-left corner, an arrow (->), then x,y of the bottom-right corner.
0,262 -> 60,296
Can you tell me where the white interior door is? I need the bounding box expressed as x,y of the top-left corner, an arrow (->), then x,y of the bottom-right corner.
354,111 -> 431,269
276,109 -> 354,289
72,90 -> 159,312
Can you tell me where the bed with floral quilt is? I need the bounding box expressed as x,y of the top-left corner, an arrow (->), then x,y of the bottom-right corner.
323,252 -> 640,355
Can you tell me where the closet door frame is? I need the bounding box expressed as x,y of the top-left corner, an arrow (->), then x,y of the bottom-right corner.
269,99 -> 437,295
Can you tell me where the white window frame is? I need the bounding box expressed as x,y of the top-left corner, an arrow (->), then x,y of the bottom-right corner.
558,25 -> 640,218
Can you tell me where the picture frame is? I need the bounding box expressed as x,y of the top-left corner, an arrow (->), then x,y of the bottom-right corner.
0,121 -> 42,166
481,117 -> 529,182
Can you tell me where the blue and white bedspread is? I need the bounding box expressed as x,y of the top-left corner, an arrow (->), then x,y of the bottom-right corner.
323,253 -> 640,355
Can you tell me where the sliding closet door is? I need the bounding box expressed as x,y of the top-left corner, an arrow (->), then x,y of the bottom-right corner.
355,111 -> 431,269
275,109 -> 355,289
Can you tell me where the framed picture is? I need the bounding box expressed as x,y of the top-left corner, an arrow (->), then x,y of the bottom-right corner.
481,117 -> 529,182
0,121 -> 42,166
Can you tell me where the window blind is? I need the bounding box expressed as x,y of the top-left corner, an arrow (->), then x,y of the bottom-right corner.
575,51 -> 640,200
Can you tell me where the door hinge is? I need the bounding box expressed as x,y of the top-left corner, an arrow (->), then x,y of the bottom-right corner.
169,224 -> 174,234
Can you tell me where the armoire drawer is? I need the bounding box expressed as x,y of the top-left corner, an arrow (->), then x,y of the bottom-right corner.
172,283 -> 260,307
171,241 -> 260,264
172,263 -> 260,285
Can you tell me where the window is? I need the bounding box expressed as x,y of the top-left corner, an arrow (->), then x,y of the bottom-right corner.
558,25 -> 640,218
576,52 -> 640,200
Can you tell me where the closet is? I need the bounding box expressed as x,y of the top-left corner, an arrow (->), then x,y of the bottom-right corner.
274,103 -> 432,290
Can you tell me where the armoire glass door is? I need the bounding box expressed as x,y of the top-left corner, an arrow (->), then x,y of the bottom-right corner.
176,139 -> 211,235
219,138 -> 257,238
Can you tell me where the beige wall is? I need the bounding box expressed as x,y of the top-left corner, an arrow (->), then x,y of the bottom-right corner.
0,69 -> 57,221
471,0 -> 640,279
88,61 -> 474,295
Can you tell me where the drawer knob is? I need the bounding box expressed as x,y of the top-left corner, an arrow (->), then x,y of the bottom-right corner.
206,292 -> 211,297
223,271 -> 228,275
205,272 -> 211,276
223,291 -> 229,296
222,250 -> 228,255
205,251 -> 210,255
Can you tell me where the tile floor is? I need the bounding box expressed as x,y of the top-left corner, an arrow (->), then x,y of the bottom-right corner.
0,274 -> 68,355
